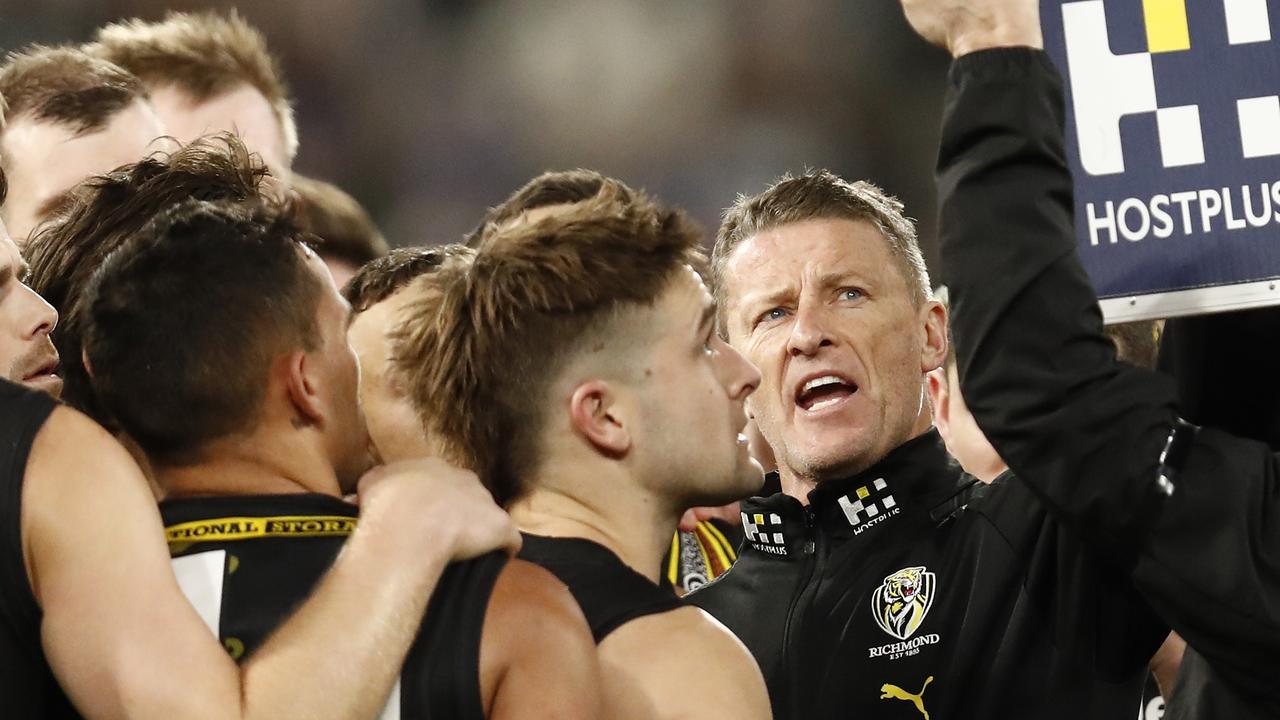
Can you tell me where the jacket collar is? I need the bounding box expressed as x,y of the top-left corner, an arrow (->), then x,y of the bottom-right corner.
740,430 -> 976,554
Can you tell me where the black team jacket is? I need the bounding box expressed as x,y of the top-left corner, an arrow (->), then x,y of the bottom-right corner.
937,49 -> 1280,716
687,49 -> 1185,720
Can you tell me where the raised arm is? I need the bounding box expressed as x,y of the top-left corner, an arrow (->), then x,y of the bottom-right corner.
901,0 -> 1280,704
27,406 -> 519,720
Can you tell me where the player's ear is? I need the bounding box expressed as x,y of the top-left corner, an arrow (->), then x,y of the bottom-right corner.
920,299 -> 947,373
568,380 -> 631,457
281,350 -> 325,427
926,368 -> 950,433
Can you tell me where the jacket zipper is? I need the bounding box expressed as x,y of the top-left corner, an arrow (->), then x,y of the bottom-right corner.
780,504 -> 822,719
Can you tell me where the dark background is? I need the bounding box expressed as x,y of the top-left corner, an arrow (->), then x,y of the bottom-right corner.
0,1 -> 950,268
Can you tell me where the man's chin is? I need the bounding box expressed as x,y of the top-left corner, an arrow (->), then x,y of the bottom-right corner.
786,441 -> 877,483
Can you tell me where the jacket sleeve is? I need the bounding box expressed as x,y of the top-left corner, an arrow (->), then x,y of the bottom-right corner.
935,47 -> 1280,704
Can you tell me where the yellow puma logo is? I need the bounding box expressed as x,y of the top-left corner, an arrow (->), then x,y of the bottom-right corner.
879,675 -> 933,719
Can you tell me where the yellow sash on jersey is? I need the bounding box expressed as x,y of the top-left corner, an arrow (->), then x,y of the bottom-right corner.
165,515 -> 357,544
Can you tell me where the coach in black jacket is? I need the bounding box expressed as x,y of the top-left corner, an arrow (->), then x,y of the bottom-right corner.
900,0 -> 1280,716
686,11 -> 1169,720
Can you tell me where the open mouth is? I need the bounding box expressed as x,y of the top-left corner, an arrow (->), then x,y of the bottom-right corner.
795,374 -> 858,412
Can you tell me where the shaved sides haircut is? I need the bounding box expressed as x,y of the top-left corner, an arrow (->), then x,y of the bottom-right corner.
342,245 -> 475,314
397,179 -> 702,505
91,10 -> 297,161
296,174 -> 390,269
713,170 -> 931,326
26,135 -> 271,427
464,169 -> 629,247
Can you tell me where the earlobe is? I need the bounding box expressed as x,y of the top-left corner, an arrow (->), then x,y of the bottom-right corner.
569,381 -> 631,458
283,351 -> 325,427
925,369 -> 949,429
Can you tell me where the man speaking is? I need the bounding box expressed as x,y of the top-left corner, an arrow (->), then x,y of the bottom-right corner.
687,33 -> 1168,720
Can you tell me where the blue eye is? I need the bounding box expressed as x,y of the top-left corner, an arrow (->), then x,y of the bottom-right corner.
764,308 -> 787,321
842,288 -> 864,301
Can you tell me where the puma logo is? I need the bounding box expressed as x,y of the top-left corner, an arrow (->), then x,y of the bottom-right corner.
880,675 -> 933,719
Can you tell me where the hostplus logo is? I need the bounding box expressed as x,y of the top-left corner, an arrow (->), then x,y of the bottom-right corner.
1059,0 -> 1280,245
742,511 -> 788,556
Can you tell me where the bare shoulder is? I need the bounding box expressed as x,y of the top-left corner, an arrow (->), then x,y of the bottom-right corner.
598,607 -> 771,720
22,406 -> 153,596
481,559 -> 601,720
488,557 -> 589,631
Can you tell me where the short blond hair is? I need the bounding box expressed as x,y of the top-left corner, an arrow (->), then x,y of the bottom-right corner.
90,10 -> 297,161
713,170 -> 930,334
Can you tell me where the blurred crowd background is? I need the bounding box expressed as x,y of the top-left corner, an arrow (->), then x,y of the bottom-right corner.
0,1 -> 950,266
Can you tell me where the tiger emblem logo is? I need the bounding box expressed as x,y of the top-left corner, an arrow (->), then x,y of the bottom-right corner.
872,566 -> 936,640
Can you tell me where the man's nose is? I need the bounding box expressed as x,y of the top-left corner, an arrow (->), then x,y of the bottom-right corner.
786,303 -> 834,357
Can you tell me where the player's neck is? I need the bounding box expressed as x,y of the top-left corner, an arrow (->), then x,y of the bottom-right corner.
155,434 -> 343,500
511,462 -> 676,584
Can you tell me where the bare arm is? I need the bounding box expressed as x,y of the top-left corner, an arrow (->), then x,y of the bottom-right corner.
597,607 -> 771,720
26,407 -> 518,720
482,560 -> 602,720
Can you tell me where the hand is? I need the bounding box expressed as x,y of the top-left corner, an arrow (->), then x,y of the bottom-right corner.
357,458 -> 521,560
900,0 -> 1042,58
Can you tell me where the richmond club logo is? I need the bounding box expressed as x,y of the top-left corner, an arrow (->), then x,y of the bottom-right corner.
872,566 -> 936,641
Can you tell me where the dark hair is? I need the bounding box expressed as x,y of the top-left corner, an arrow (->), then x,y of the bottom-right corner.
83,199 -> 321,464
342,245 -> 475,314
294,174 -> 390,268
397,178 -> 702,505
26,134 -> 271,428
464,169 -> 623,247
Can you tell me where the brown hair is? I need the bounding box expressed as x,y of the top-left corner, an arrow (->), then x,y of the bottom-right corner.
26,134 -> 273,427
294,174 -> 390,268
90,10 -> 297,160
342,245 -> 475,314
1105,320 -> 1162,370
712,170 -> 930,332
464,169 -> 627,247
396,179 -> 702,505
0,45 -> 147,136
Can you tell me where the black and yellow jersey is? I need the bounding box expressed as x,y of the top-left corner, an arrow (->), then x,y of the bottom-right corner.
662,519 -> 741,594
162,492 -> 505,720
0,380 -> 78,719
519,533 -> 680,643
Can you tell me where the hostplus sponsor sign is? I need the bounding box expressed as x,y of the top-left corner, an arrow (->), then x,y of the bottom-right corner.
1042,0 -> 1280,320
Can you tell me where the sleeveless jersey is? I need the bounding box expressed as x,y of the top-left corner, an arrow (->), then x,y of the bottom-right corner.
0,380 -> 78,718
162,492 -> 506,720
518,533 -> 681,643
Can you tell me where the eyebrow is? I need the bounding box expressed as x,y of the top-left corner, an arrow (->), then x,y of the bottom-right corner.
35,190 -> 76,222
